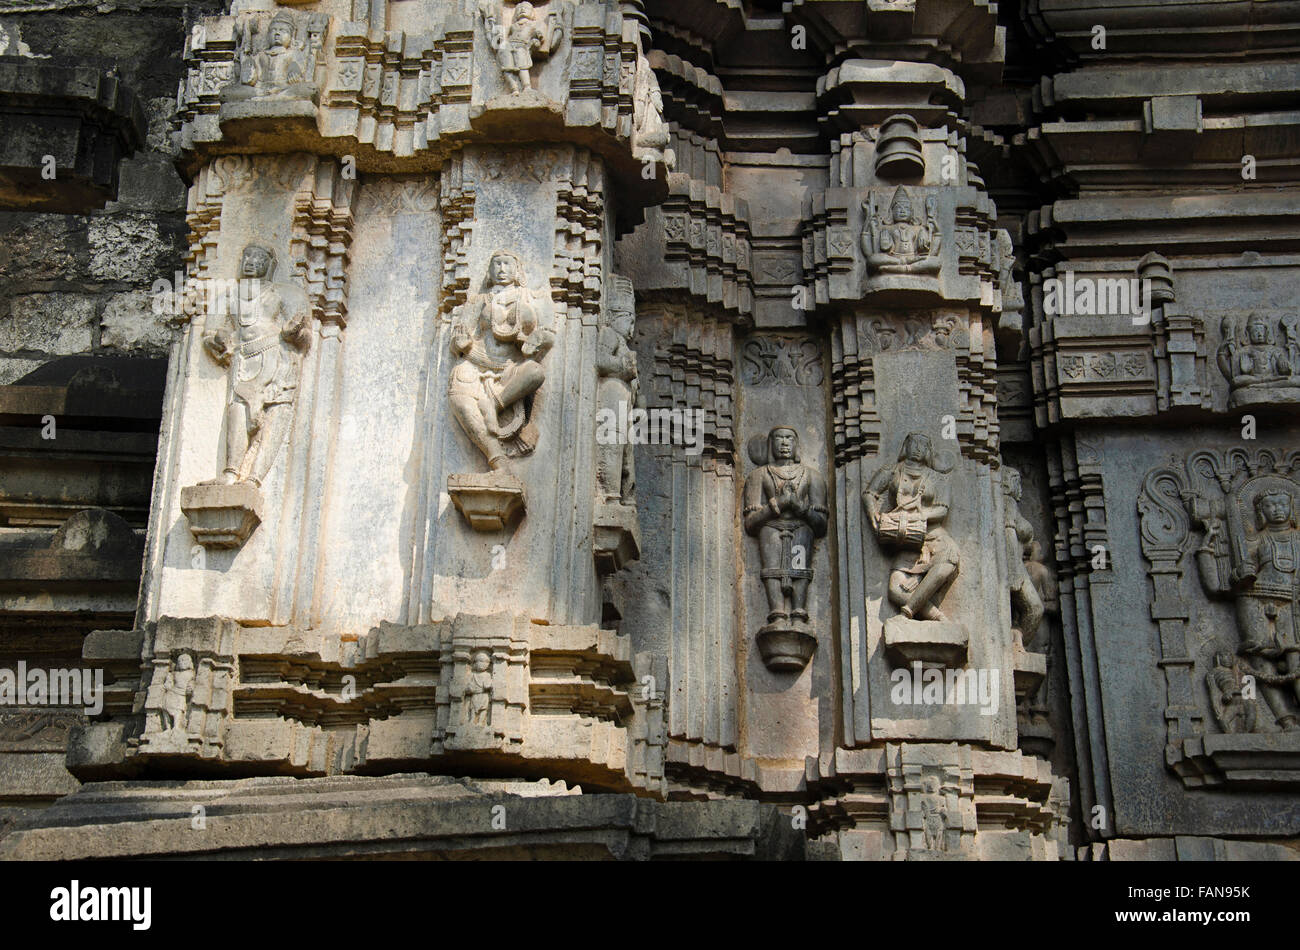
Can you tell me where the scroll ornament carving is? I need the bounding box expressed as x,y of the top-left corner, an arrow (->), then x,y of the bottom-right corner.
182,244 -> 312,549
860,313 -> 964,354
479,0 -> 563,96
739,337 -> 823,388
1217,313 -> 1300,407
742,427 -> 828,672
862,186 -> 941,276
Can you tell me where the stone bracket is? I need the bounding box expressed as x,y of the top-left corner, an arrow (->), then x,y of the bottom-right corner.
180,481 -> 264,549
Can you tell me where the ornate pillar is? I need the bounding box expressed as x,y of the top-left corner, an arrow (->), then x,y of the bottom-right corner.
73,0 -> 673,797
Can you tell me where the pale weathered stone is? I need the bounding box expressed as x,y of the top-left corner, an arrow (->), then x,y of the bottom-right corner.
7,0 -> 1300,865
99,289 -> 172,354
0,293 -> 95,355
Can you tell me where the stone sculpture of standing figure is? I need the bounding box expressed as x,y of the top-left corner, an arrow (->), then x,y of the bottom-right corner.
202,244 -> 311,488
481,1 -> 561,95
864,432 -> 960,621
743,427 -> 828,639
595,277 -> 638,504
145,653 -> 195,737
464,651 -> 493,728
1004,467 -> 1045,645
1189,481 -> 1300,729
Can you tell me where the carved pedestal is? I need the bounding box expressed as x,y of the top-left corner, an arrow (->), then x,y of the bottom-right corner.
883,616 -> 969,667
756,624 -> 817,673
447,472 -> 526,532
179,482 -> 263,549
593,502 -> 640,574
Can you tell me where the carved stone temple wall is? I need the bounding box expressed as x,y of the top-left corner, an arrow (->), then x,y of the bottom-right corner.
0,0 -> 1298,861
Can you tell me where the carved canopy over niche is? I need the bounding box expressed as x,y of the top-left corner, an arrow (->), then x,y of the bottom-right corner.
1139,447 -> 1300,788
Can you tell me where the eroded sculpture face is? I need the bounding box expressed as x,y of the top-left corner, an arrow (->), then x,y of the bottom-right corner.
490,252 -> 520,287
1258,492 -> 1293,528
770,427 -> 796,462
269,21 -> 293,49
240,245 -> 273,279
900,432 -> 932,465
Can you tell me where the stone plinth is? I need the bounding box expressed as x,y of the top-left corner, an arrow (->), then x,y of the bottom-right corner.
882,615 -> 969,666
0,774 -> 803,861
179,481 -> 263,549
69,612 -> 667,797
447,472 -> 526,532
1011,637 -> 1047,700
593,502 -> 640,574
756,624 -> 817,673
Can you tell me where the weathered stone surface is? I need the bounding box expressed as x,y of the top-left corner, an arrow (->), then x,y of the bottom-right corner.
4,0 -> 1300,864
0,59 -> 144,213
0,293 -> 96,355
0,774 -> 804,860
99,290 -> 173,354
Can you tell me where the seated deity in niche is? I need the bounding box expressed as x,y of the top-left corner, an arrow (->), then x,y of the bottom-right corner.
864,432 -> 960,621
448,249 -> 555,470
1217,313 -> 1300,406
742,427 -> 828,633
222,12 -> 320,103
202,244 -> 312,488
862,186 -> 942,275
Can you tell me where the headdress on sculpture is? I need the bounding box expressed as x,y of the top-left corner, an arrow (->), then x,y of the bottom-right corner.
608,275 -> 635,316
890,186 -> 914,223
268,11 -> 296,37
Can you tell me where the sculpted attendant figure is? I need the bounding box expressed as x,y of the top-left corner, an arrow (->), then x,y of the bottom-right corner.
202,244 -> 311,488
145,653 -> 195,737
1004,468 -> 1045,645
464,651 -> 493,728
743,427 -> 828,632
1190,483 -> 1300,729
864,432 -> 961,621
481,1 -> 560,94
595,278 -> 638,504
449,250 -> 554,470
